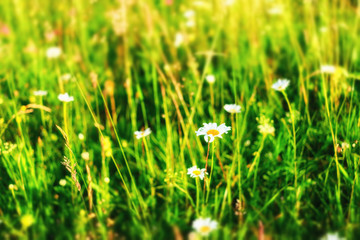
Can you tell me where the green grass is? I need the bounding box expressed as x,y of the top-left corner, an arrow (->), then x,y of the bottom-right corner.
1,0 -> 360,239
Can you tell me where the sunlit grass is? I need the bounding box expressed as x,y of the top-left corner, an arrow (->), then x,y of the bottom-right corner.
1,0 -> 360,239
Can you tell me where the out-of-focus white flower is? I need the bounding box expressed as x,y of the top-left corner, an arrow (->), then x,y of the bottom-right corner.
192,217 -> 218,236
134,128 -> 152,139
224,104 -> 241,113
206,74 -> 215,84
78,133 -> 85,141
341,142 -> 350,150
81,152 -> 90,161
60,73 -> 72,82
184,10 -> 195,18
8,184 -> 18,191
1,142 -> 17,154
59,179 -> 67,186
186,20 -> 196,28
184,10 -> 196,28
257,116 -> 275,136
187,166 -> 207,180
33,90 -> 48,96
104,177 -> 110,183
320,26 -> 328,33
224,0 -> 235,6
267,5 -> 284,15
320,232 -> 345,240
46,46 -> 62,59
320,65 -> 336,74
272,79 -> 290,91
195,123 -> 231,143
174,33 -> 184,48
58,93 -> 74,102
244,140 -> 251,147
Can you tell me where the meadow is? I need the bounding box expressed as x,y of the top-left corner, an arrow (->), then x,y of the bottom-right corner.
1,0 -> 360,239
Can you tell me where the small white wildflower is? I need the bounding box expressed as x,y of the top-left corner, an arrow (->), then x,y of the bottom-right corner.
258,123 -> 275,136
60,73 -> 72,82
272,79 -> 290,91
59,179 -> 67,186
46,46 -> 62,59
184,10 -> 195,18
134,128 -> 151,139
33,90 -> 48,96
320,65 -> 336,74
267,5 -> 284,15
320,26 -> 328,33
205,74 -> 215,84
195,123 -> 231,143
58,93 -> 74,102
257,116 -> 275,136
192,217 -> 218,236
81,152 -> 90,161
174,32 -> 184,48
186,20 -> 196,28
187,166 -> 207,180
320,232 -> 345,240
244,140 -> 251,147
78,133 -> 85,141
341,142 -> 350,150
8,184 -> 18,191
104,177 -> 110,184
184,10 -> 196,28
224,104 -> 241,114
224,0 -> 235,6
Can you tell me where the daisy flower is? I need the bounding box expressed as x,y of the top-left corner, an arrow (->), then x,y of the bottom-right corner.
195,123 -> 231,143
187,166 -> 207,180
192,217 -> 218,236
205,74 -> 215,84
46,46 -> 62,59
58,93 -> 74,102
224,104 -> 241,113
272,79 -> 290,91
134,128 -> 151,139
33,90 -> 48,96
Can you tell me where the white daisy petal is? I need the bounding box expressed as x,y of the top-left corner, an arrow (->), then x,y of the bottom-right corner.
134,128 -> 151,139
192,217 -> 218,236
34,90 -> 48,96
58,93 -> 74,102
224,104 -> 241,113
272,79 -> 290,91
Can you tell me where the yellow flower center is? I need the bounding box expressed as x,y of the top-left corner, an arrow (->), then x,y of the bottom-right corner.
200,226 -> 211,233
206,129 -> 219,136
193,170 -> 201,175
